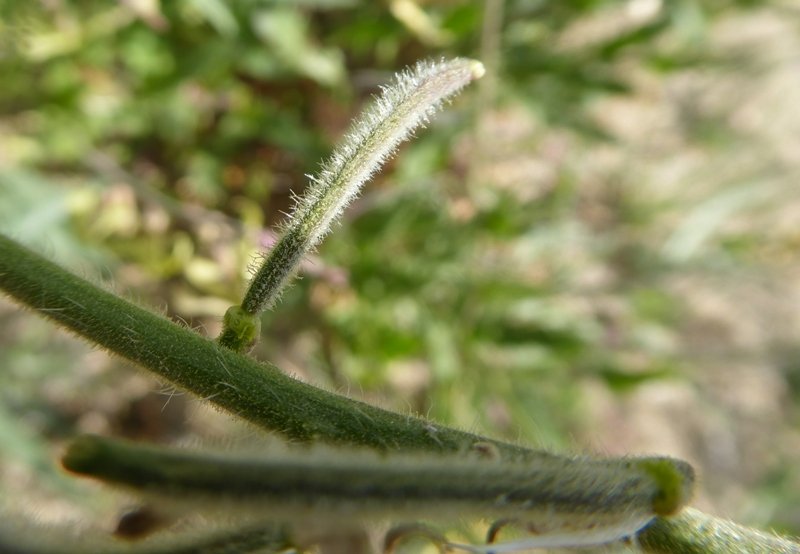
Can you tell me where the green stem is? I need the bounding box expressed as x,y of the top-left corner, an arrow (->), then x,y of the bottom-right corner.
638,507 -> 800,553
0,233 -> 792,553
0,233 -> 527,457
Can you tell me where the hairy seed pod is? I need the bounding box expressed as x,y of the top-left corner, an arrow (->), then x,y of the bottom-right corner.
63,435 -> 694,552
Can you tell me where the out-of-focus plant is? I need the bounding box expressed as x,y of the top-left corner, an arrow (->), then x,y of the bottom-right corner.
1,0 -> 799,552
0,53 -> 793,552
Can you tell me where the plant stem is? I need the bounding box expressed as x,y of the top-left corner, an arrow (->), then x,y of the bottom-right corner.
637,507 -> 800,553
0,233 -> 525,456
1,233 -> 794,553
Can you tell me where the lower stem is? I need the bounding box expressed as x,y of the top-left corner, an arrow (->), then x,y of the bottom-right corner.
637,508 -> 800,553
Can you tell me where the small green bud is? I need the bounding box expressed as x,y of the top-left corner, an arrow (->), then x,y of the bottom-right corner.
218,305 -> 261,352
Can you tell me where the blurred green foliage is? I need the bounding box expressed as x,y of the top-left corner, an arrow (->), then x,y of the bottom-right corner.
1,0 -> 799,542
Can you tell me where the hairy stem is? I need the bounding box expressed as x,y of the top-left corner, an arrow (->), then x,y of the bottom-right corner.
638,507 -> 800,553
0,233 -> 528,456
0,233 -> 792,552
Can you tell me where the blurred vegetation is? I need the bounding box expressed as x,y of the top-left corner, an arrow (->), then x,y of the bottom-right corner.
1,0 -> 800,548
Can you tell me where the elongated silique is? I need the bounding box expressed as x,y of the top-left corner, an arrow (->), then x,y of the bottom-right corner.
218,58 -> 486,353
63,435 -> 694,552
